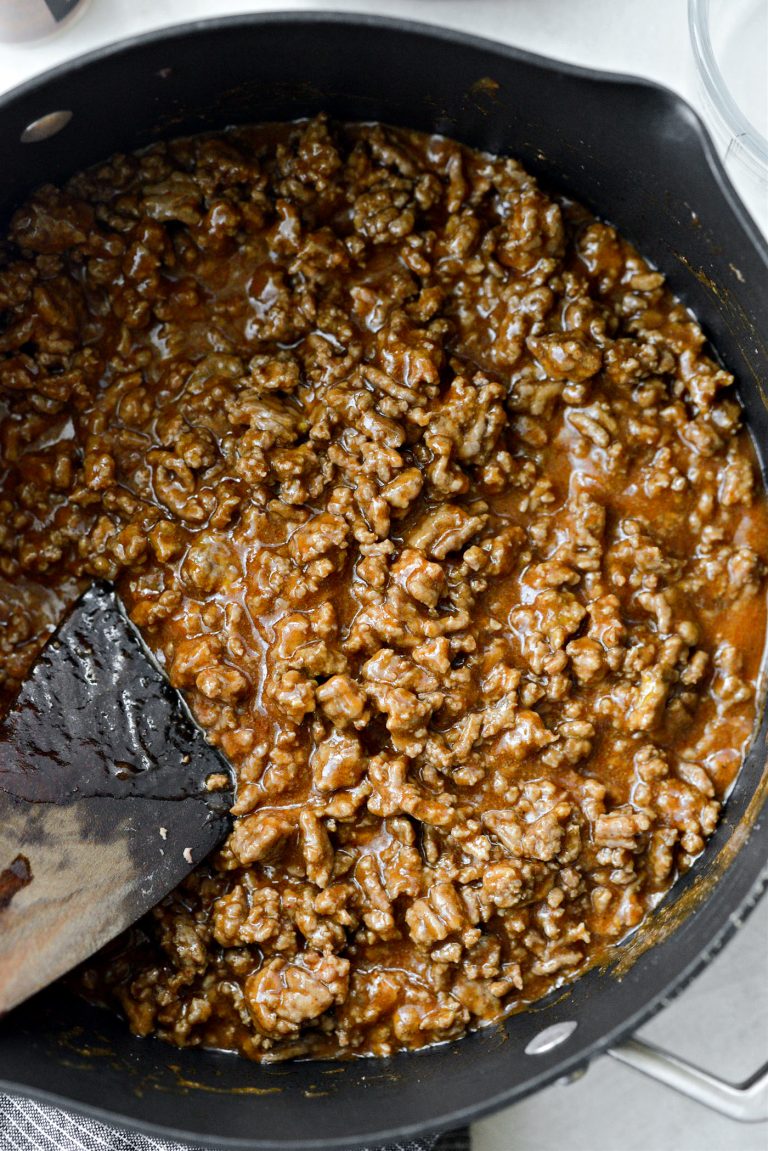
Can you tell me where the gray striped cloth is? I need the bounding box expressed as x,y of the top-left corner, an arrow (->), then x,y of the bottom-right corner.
0,1092 -> 469,1151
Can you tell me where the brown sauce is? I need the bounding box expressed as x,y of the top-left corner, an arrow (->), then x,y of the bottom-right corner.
0,118 -> 765,1061
0,855 -> 32,911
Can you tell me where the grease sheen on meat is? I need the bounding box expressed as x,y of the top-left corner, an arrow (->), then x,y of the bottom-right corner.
0,118 -> 766,1061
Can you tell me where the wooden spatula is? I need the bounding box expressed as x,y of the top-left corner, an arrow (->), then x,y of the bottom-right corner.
0,582 -> 234,1014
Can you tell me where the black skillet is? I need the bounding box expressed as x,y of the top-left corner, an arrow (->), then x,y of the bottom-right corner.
0,13 -> 766,1150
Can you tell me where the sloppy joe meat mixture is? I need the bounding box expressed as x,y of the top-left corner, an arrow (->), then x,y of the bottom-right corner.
0,118 -> 765,1061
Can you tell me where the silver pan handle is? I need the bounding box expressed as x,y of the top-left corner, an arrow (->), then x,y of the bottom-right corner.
608,1037 -> 768,1122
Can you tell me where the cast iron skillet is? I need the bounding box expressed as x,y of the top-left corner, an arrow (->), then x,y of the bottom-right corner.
0,13 -> 766,1150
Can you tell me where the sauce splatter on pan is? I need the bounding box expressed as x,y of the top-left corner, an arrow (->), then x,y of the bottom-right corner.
0,854 -> 32,911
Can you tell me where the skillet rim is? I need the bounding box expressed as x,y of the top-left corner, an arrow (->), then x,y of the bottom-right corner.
0,7 -> 764,258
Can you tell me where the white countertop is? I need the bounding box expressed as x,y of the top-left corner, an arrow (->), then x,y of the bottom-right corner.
1,4 -> 767,1150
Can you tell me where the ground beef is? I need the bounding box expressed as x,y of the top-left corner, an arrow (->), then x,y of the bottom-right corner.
0,117 -> 765,1062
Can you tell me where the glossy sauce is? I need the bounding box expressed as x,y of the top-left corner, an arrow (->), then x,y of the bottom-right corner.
0,119 -> 765,1061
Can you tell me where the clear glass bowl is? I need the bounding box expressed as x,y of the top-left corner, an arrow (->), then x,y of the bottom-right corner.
689,0 -> 768,230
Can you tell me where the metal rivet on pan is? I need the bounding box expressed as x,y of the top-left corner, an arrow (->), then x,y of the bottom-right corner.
524,1021 -> 578,1055
20,110 -> 73,144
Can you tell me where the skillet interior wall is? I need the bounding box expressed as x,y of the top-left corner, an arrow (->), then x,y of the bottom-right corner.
1,16 -> 768,1151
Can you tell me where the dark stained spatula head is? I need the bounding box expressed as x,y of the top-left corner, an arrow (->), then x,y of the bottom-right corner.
0,581 -> 234,1014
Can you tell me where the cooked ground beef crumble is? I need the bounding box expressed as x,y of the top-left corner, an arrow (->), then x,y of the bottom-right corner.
0,117 -> 765,1061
